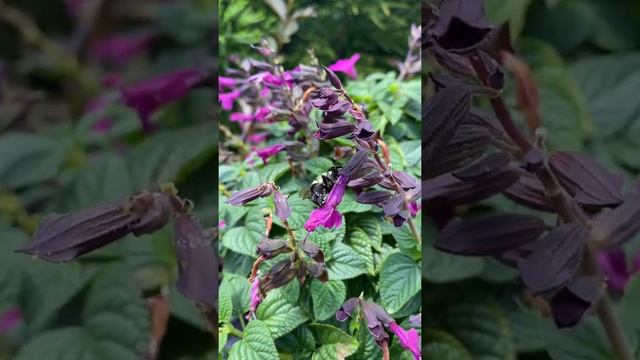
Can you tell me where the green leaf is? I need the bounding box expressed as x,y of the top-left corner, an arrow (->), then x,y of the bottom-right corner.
15,263 -> 150,360
437,296 -> 516,360
256,288 -> 309,339
305,158 -> 335,175
423,245 -> 484,283
219,285 -> 234,323
308,323 -> 359,360
389,225 -> 421,259
72,154 -> 132,207
0,133 -> 66,188
221,209 -> 265,257
399,140 -> 421,168
285,193 -> 314,230
228,320 -> 279,360
379,253 -> 420,313
572,53 -> 640,136
326,243 -> 367,280
345,227 -> 375,275
348,214 -> 382,251
306,223 -> 345,263
352,317 -> 382,360
337,191 -> 372,213
219,164 -> 240,183
259,162 -> 290,183
310,279 -> 346,321
275,326 -> 316,359
220,273 -> 250,316
425,330 -> 473,360
128,124 -> 215,189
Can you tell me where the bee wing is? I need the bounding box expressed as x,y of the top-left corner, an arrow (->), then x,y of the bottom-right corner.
299,185 -> 312,200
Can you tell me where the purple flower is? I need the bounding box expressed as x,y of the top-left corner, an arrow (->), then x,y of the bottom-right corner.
304,175 -> 348,232
219,220 -> 226,230
315,119 -> 356,140
255,144 -> 285,164
89,31 -> 155,66
274,190 -> 291,220
219,76 -> 237,90
409,313 -> 421,326
249,277 -> 262,318
219,90 -> 241,111
597,249 -> 640,292
229,112 -> 254,122
247,132 -> 268,143
389,322 -> 421,360
122,68 -> 206,132
408,201 -> 421,217
254,106 -> 272,122
226,184 -> 274,205
0,307 -> 22,334
328,53 -> 361,79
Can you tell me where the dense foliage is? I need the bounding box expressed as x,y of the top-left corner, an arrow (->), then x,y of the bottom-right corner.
218,1 -> 422,359
0,0 -> 216,358
424,0 -> 640,359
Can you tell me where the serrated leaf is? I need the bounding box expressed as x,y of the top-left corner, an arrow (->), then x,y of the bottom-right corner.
72,154 -> 132,207
15,263 -> 150,360
346,228 -> 375,274
0,133 -> 66,188
310,279 -> 346,321
423,245 -> 484,283
256,288 -> 309,338
308,323 -> 359,360
379,253 -> 420,313
399,140 -> 421,168
275,326 -> 316,358
228,320 -> 279,360
128,124 -> 215,189
338,192 -> 372,213
305,158 -> 335,175
221,209 -> 265,257
326,243 -> 367,280
219,286 -> 234,323
348,214 -> 382,250
425,330 -> 473,360
390,224 -> 421,259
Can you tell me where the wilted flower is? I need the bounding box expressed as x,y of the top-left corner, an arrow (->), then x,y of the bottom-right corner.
328,53 -> 360,79
255,144 -> 285,164
389,322 -> 421,360
226,183 -> 274,205
260,259 -> 297,294
122,68 -> 207,132
256,239 -> 290,259
304,175 -> 348,232
174,214 -> 217,310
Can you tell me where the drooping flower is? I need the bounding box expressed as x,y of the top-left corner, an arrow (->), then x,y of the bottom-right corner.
389,322 -> 421,360
254,106 -> 272,122
247,132 -> 268,144
315,119 -> 356,140
174,214 -> 217,310
219,90 -> 241,111
226,183 -> 274,205
328,53 -> 361,79
229,112 -> 254,122
273,190 -> 292,220
122,68 -> 207,132
255,144 -> 285,164
304,175 -> 348,232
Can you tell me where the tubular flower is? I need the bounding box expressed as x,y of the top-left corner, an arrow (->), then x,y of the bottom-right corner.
328,53 -> 361,79
255,144 -> 285,164
389,321 -> 421,360
249,277 -> 262,318
304,175 -> 348,232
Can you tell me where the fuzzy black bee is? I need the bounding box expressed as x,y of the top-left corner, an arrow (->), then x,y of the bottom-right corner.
300,166 -> 342,207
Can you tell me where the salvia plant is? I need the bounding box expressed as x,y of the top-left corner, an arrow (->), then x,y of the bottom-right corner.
424,1 -> 640,359
219,25 -> 422,359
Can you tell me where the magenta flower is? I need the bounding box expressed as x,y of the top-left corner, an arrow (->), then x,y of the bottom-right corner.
254,106 -> 272,122
0,307 -> 22,334
249,277 -> 262,318
229,112 -> 254,122
597,249 -> 640,292
328,53 -> 361,79
219,76 -> 237,90
89,31 -> 155,66
122,68 -> 206,132
218,220 -> 226,230
304,175 -> 348,232
247,132 -> 268,143
255,144 -> 285,164
389,321 -> 421,360
219,90 -> 241,111
408,201 -> 421,217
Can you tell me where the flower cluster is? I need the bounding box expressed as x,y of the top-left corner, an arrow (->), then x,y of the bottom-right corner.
306,67 -> 421,231
425,0 -> 640,342
337,298 -> 421,359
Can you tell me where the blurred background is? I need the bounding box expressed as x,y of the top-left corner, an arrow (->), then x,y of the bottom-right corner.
424,0 -> 640,359
0,0 -> 216,359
